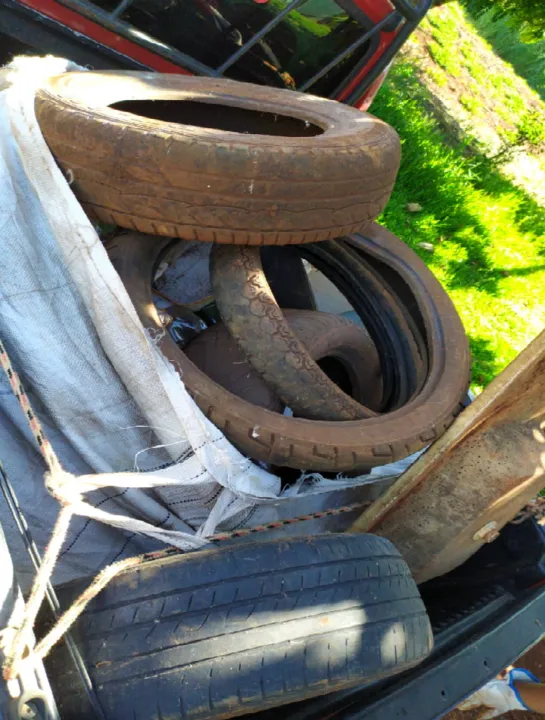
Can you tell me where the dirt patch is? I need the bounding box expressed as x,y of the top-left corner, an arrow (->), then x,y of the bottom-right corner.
400,4 -> 545,205
403,6 -> 545,146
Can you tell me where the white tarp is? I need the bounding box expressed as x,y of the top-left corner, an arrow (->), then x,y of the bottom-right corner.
0,57 -> 418,591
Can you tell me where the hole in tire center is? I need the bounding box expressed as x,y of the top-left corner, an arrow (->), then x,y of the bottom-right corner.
110,100 -> 324,137
317,356 -> 353,397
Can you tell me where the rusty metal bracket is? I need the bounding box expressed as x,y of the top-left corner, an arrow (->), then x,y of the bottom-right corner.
351,329 -> 545,583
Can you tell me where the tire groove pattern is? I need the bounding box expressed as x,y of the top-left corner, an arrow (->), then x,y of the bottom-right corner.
211,248 -> 379,421
35,73 -> 400,245
50,535 -> 432,720
105,205 -> 470,472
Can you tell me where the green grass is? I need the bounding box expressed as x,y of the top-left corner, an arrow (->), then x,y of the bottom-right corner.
517,110 -> 545,148
460,92 -> 481,114
417,2 -> 545,150
463,5 -> 545,101
373,62 -> 545,391
428,40 -> 462,77
425,65 -> 448,87
459,40 -> 489,84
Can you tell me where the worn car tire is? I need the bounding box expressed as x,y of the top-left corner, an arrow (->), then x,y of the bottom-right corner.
186,321 -> 282,414
211,243 -> 422,420
186,309 -> 382,413
47,534 -> 433,720
35,71 -> 400,245
107,226 -> 470,472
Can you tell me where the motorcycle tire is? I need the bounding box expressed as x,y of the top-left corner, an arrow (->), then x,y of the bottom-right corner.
186,309 -> 382,414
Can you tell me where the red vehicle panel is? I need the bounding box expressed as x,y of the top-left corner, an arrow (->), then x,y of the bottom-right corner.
12,0 -> 429,108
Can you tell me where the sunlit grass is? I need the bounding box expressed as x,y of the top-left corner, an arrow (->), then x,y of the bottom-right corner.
373,62 -> 545,392
463,5 -> 545,101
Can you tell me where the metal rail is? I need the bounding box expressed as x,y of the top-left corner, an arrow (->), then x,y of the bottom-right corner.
214,0 -> 306,75
0,466 -> 106,720
300,10 -> 397,92
55,0 -> 430,99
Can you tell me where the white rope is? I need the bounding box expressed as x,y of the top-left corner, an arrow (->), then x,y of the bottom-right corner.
1,472 -> 212,681
2,507 -> 73,681
2,465 -> 211,681
0,336 -> 213,681
46,468 -> 211,549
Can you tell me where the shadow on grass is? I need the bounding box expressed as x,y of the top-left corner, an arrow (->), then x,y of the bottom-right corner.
468,335 -> 503,388
372,62 -> 545,295
495,264 -> 545,277
462,3 -> 545,102
371,61 -> 545,388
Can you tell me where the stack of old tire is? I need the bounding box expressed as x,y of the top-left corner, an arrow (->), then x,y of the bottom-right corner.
36,72 -> 470,720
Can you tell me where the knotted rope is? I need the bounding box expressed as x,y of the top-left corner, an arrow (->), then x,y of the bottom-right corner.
0,339 -> 206,681
0,338 -> 368,683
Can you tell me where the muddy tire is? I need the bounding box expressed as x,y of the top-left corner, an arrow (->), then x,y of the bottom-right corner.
106,226 -> 470,472
35,71 -> 400,245
186,321 -> 282,414
295,239 -> 429,411
211,243 -> 421,420
47,534 -> 433,720
186,309 -> 382,413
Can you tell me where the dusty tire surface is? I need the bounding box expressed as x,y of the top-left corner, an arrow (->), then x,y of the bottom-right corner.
107,226 -> 470,472
211,246 -> 381,421
186,321 -> 282,414
35,71 -> 400,245
186,309 -> 382,413
286,309 -> 382,410
48,534 -> 433,720
211,241 -> 424,420
295,239 -> 428,411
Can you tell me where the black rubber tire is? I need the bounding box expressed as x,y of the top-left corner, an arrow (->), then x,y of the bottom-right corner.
106,227 -> 470,472
35,71 -> 400,245
47,534 -> 433,720
261,246 -> 316,311
211,242 -> 423,420
295,239 -> 429,410
186,309 -> 382,413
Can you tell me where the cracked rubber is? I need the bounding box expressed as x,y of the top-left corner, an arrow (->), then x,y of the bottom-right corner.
185,309 -> 382,414
47,534 -> 433,720
106,226 -> 470,472
35,71 -> 400,245
211,243 -> 422,420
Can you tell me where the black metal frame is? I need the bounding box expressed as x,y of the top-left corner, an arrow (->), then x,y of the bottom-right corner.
31,0 -> 432,102
0,0 -> 148,70
391,0 -> 430,21
0,0 -> 433,105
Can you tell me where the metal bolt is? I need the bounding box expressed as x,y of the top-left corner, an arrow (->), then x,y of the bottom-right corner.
473,521 -> 500,543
